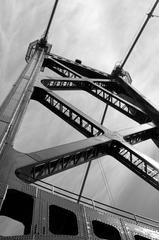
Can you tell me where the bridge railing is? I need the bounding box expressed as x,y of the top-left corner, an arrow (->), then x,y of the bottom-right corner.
32,179 -> 159,228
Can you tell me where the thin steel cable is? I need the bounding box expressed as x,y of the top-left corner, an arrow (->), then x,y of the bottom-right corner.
121,0 -> 159,68
77,160 -> 92,203
97,159 -> 116,206
95,103 -> 116,206
43,0 -> 60,40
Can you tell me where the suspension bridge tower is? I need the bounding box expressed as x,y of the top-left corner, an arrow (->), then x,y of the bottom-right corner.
1,0 -> 159,239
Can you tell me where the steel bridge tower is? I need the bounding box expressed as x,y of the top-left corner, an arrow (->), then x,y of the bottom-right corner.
1,0 -> 159,239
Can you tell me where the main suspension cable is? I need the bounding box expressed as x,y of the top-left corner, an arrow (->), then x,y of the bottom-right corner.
43,0 -> 60,41
121,0 -> 159,69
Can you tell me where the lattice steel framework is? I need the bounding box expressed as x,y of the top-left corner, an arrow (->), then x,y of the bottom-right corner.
0,38 -> 159,236
15,52 -> 159,190
1,1 -> 159,238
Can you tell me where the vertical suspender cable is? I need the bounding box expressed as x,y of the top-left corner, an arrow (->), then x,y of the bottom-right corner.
77,161 -> 92,203
78,102 -> 111,204
101,103 -> 109,125
97,102 -> 116,206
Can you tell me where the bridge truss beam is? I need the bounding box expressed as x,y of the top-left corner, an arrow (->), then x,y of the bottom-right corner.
31,87 -> 105,137
16,136 -> 159,191
41,78 -> 151,124
1,42 -> 159,200
16,52 -> 159,192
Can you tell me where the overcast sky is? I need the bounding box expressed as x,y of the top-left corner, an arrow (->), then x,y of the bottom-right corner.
1,0 -> 159,235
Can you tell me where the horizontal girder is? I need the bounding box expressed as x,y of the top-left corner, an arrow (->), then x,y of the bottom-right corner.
43,54 -> 141,105
16,136 -> 111,182
43,54 -> 159,126
45,53 -> 111,78
16,137 -> 159,191
41,78 -> 151,124
15,85 -> 159,191
31,86 -> 158,146
41,78 -> 129,95
43,58 -> 82,78
110,140 -> 159,191
43,53 -> 159,125
31,87 -> 105,137
115,76 -> 159,127
123,124 -> 158,145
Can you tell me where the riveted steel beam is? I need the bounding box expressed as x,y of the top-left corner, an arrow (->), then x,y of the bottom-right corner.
16,137 -> 159,191
115,77 -> 159,128
110,140 -> 159,191
16,136 -> 111,182
45,53 -> 111,79
31,87 -> 105,137
41,78 -> 125,94
123,124 -> 158,145
41,78 -> 151,124
43,58 -> 81,78
43,54 -> 140,107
